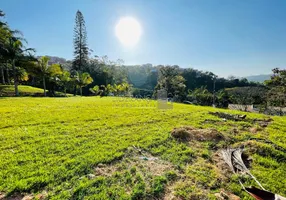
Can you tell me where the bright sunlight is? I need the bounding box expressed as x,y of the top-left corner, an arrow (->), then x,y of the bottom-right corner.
115,17 -> 142,47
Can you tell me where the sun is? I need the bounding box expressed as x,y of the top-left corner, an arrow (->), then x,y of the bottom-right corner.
115,17 -> 142,47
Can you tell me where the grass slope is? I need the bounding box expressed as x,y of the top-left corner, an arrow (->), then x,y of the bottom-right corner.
0,85 -> 44,97
0,85 -> 72,97
0,97 -> 285,199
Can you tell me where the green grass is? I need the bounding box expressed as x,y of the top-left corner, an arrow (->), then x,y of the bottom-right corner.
0,85 -> 72,97
0,85 -> 45,96
0,97 -> 285,199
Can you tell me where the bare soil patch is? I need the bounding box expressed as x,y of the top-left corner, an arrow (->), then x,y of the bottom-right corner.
93,146 -> 176,178
215,190 -> 241,200
0,191 -> 47,200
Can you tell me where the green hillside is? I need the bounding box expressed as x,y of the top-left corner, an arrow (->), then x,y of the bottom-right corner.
0,85 -> 72,97
0,97 -> 285,199
0,85 -> 45,97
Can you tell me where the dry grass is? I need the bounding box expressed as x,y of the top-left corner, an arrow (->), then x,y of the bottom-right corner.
171,126 -> 225,142
214,190 -> 241,200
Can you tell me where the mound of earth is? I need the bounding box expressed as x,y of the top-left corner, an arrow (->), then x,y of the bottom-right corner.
171,126 -> 225,142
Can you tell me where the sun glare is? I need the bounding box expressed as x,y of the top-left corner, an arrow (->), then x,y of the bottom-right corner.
115,17 -> 142,47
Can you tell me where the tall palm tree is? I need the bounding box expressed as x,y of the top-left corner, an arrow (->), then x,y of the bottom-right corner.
1,11 -> 35,95
1,36 -> 34,96
0,11 -> 9,85
37,56 -> 50,96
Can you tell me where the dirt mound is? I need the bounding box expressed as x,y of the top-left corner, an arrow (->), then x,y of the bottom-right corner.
171,126 -> 224,142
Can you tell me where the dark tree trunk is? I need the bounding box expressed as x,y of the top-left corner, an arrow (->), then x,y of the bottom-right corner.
12,60 -> 19,96
6,62 -> 10,85
43,76 -> 46,96
31,76 -> 35,86
74,85 -> 77,96
1,66 -> 5,84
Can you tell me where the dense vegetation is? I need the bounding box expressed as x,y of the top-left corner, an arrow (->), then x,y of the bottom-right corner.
0,97 -> 285,199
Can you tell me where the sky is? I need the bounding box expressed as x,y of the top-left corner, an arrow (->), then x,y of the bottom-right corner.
2,0 -> 286,77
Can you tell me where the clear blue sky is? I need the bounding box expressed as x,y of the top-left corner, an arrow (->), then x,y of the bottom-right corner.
2,0 -> 286,77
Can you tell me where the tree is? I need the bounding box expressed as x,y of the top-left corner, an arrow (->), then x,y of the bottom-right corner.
216,89 -> 230,108
227,86 -> 268,106
0,12 -> 13,85
1,10 -> 35,93
72,10 -> 89,72
59,70 -> 71,96
15,67 -> 29,82
187,86 -> 213,106
265,68 -> 286,108
1,34 -> 35,96
154,65 -> 186,101
37,56 -> 50,96
75,72 -> 93,96
47,63 -> 63,95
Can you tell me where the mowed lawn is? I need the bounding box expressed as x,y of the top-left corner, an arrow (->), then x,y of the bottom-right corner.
0,97 -> 285,199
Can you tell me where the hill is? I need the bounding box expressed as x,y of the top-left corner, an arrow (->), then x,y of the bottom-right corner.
0,97 -> 285,199
245,74 -> 271,83
0,85 -> 44,97
0,85 -> 72,97
37,56 -> 67,65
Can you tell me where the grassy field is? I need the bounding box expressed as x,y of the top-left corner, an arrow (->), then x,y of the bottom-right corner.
0,97 -> 285,199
